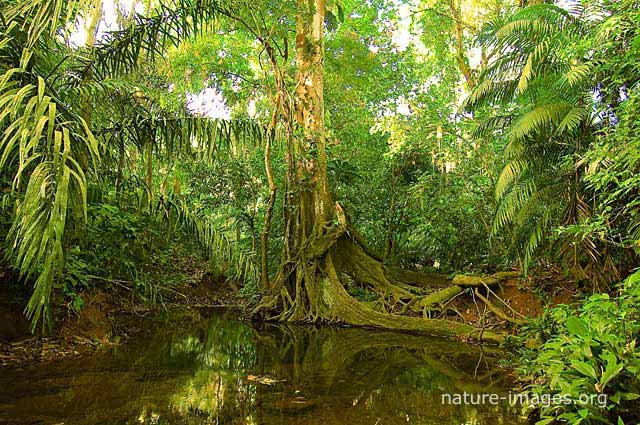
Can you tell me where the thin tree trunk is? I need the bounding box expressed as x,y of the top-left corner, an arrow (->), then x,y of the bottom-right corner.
84,0 -> 102,48
260,93 -> 281,291
449,0 -> 475,90
116,138 -> 125,195
384,172 -> 398,259
146,139 -> 153,206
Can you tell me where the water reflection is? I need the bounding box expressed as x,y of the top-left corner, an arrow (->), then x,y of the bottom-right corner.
0,309 -> 526,424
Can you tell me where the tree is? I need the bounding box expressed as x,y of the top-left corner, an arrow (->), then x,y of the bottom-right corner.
1,0 -> 503,341
253,0 -> 502,342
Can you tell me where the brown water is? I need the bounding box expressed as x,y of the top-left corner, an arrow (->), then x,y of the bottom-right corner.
0,309 -> 527,424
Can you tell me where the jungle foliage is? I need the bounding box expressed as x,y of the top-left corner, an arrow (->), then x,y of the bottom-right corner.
0,0 -> 636,308
513,271 -> 640,424
0,0 -> 639,417
1,0 -> 640,422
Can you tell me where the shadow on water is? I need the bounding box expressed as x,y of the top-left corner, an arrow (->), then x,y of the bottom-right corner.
0,308 -> 527,424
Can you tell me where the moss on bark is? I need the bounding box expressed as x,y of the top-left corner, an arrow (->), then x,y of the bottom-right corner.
255,236 -> 505,344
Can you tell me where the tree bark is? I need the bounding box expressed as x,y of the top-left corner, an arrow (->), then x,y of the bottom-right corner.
84,0 -> 102,48
260,102 -> 278,291
294,0 -> 331,224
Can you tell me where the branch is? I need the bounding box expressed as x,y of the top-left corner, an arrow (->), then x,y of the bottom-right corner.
474,289 -> 526,325
410,7 -> 477,32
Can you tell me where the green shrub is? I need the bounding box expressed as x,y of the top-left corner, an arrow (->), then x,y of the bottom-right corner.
60,202 -> 202,313
516,272 -> 640,424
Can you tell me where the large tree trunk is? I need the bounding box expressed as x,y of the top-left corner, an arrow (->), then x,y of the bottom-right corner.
254,0 -> 504,344
293,0 -> 332,228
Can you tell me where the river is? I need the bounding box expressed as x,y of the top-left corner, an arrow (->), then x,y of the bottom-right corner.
0,308 -> 527,424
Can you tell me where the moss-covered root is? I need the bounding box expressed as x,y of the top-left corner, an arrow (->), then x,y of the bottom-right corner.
384,266 -> 452,288
255,235 -> 506,344
400,285 -> 464,315
452,271 -> 520,287
416,285 -> 464,308
320,255 -> 505,344
333,238 -> 418,300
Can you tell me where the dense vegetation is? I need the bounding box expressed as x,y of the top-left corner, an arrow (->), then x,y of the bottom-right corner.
1,0 -> 639,423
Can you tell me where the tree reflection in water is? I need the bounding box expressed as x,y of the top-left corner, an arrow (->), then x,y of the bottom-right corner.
1,309 -> 526,424
166,310 -> 524,425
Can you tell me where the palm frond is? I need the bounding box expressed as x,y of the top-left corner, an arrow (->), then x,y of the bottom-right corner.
87,0 -> 237,78
493,180 -> 536,234
171,199 -> 260,285
495,159 -> 530,201
555,107 -> 587,136
558,64 -> 593,90
509,103 -> 573,141
4,0 -> 91,47
0,60 -> 97,328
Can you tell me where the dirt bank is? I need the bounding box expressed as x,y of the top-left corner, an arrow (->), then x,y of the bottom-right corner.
1,265 -> 578,367
0,274 -> 242,368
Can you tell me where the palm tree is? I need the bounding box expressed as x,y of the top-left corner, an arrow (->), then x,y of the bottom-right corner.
0,0 -> 262,328
465,3 -> 618,287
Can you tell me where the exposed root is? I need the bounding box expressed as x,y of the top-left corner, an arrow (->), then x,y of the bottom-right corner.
317,254 -> 503,343
481,282 -> 526,320
451,271 -> 520,287
413,285 -> 464,310
383,266 -> 452,288
474,289 -> 526,325
254,234 -> 506,344
333,238 -> 419,302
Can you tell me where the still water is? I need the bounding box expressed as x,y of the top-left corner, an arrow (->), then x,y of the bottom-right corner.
0,309 -> 527,424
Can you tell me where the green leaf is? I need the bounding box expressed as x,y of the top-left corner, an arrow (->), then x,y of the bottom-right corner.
610,392 -> 622,404
600,357 -> 624,389
337,3 -> 344,23
566,317 -> 589,337
571,360 -> 597,379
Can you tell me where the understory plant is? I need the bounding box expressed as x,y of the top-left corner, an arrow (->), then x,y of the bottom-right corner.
515,271 -> 640,424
